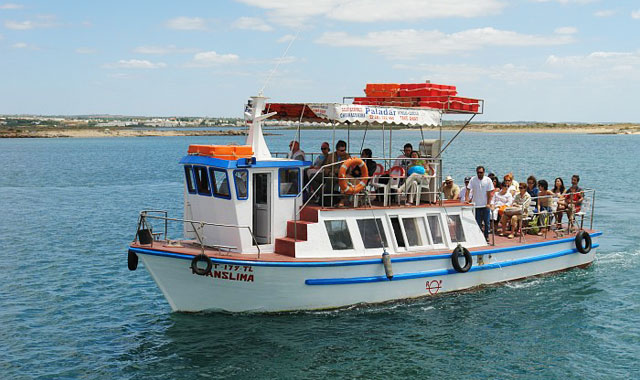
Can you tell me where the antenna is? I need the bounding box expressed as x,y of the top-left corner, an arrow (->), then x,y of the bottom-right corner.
259,29 -> 300,95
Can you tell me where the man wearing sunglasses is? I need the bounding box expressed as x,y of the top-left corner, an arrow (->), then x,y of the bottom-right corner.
466,165 -> 495,240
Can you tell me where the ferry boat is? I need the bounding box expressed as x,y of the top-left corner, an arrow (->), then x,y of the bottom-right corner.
127,87 -> 601,313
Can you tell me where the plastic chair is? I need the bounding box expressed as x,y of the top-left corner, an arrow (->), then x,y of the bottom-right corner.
384,166 -> 405,206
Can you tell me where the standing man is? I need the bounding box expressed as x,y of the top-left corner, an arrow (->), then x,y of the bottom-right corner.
466,166 -> 495,240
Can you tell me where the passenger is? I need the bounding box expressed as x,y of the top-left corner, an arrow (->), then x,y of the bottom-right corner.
287,140 -> 305,161
352,148 -> 377,183
311,142 -> 330,169
552,177 -> 567,229
503,173 -> 517,196
322,140 -> 350,206
466,166 -> 495,240
500,182 -> 531,239
537,179 -> 554,235
393,143 -> 413,171
441,175 -> 460,200
526,175 -> 539,211
304,142 -> 330,202
489,174 -> 500,200
491,182 -> 513,234
459,176 -> 472,202
397,153 -> 436,204
565,174 -> 584,226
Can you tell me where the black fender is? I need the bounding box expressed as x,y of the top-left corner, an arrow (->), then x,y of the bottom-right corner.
191,254 -> 213,276
575,231 -> 592,254
451,245 -> 472,273
128,249 -> 138,271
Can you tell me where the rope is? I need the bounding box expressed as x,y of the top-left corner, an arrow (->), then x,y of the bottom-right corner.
259,29 -> 300,95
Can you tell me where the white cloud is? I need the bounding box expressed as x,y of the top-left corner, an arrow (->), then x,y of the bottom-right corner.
546,51 -> 640,81
594,9 -> 615,17
4,15 -> 59,30
393,62 -> 559,84
12,42 -> 27,48
277,34 -> 296,43
238,0 -> 505,26
232,16 -> 273,31
133,45 -> 198,54
187,51 -> 240,67
316,27 -> 575,59
632,9 -> 640,19
103,59 -> 167,69
165,16 -> 207,30
0,3 -> 23,9
554,26 -> 577,34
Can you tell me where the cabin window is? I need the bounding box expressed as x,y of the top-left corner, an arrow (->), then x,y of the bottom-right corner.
209,168 -> 231,199
426,215 -> 444,245
184,166 -> 196,194
389,217 -> 405,248
356,219 -> 388,249
447,215 -> 466,243
324,220 -> 353,250
233,170 -> 249,200
402,217 -> 426,247
193,166 -> 212,196
279,168 -> 299,197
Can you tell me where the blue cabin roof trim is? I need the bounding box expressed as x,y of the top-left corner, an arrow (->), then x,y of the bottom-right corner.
180,155 -> 311,169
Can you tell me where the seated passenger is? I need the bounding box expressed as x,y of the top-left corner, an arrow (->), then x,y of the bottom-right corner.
526,175 -> 539,211
441,176 -> 460,200
287,140 -> 305,161
565,174 -> 584,226
459,176 -> 472,201
352,148 -> 377,183
491,182 -> 513,234
500,182 -> 531,239
503,173 -> 517,196
552,177 -> 567,229
321,140 -> 350,206
537,179 -> 554,235
397,152 -> 436,204
393,143 -> 413,171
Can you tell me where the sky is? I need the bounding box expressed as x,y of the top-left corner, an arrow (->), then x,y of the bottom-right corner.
1,0 -> 639,122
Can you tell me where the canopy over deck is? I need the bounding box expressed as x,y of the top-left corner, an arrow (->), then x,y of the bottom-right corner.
264,103 -> 443,127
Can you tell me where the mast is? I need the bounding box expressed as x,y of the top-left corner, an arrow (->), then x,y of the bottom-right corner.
245,95 -> 275,160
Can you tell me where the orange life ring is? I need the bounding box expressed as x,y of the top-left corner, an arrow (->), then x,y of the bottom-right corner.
338,158 -> 369,195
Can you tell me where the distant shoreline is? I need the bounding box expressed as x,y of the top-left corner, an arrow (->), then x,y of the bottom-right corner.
1,123 -> 639,138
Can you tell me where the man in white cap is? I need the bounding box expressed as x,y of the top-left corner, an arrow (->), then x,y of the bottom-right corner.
441,175 -> 460,200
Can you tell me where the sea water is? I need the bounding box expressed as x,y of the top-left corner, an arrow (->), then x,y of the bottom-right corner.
1,130 -> 639,379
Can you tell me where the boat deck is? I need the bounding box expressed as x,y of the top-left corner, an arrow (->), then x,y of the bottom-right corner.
130,224 -> 596,263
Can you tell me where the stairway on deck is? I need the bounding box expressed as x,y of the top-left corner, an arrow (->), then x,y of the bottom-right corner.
274,206 -> 319,257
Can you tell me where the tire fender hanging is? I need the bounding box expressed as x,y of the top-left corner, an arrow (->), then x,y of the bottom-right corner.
575,231 -> 592,254
191,254 -> 213,276
451,244 -> 472,273
128,249 -> 138,271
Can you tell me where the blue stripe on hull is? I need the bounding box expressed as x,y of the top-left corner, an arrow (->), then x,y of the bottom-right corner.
129,232 -> 602,268
305,243 -> 599,285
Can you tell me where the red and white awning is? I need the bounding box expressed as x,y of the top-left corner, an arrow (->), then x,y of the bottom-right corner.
264,103 -> 442,127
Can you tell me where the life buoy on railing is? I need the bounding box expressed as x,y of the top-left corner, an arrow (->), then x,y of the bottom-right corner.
451,244 -> 472,273
191,253 -> 213,276
338,158 -> 369,195
128,249 -> 138,271
575,231 -> 592,254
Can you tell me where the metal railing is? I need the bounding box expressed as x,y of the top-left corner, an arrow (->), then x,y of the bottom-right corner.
134,210 -> 262,258
488,189 -> 596,242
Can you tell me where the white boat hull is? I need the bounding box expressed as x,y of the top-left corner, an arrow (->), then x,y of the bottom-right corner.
133,234 -> 600,312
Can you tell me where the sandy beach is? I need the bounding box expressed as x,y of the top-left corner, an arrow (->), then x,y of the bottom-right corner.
0,127 -> 248,138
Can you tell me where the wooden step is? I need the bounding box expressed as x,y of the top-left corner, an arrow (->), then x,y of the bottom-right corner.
286,220 -> 312,241
300,206 -> 319,222
274,237 -> 296,257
